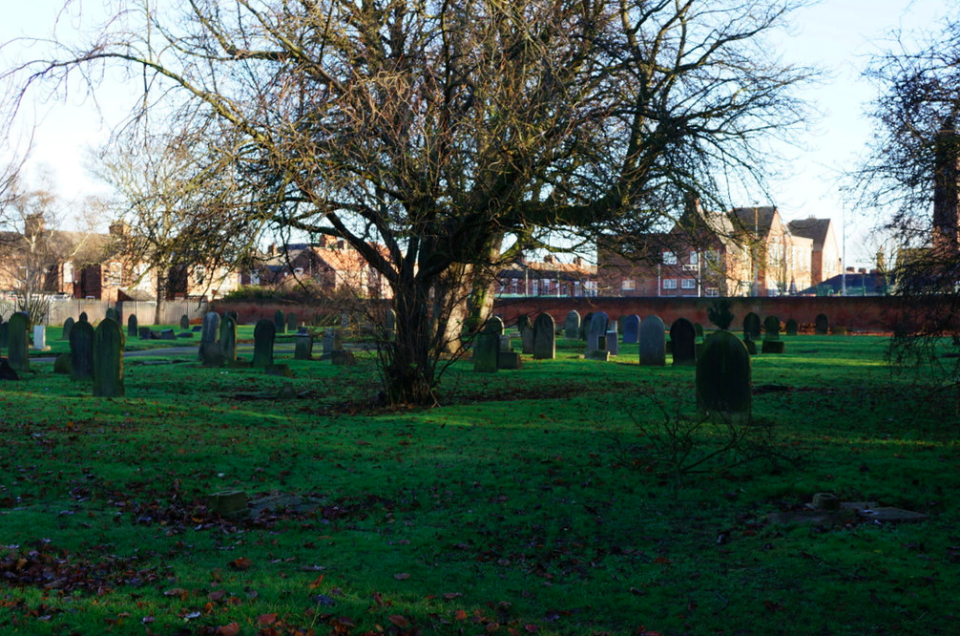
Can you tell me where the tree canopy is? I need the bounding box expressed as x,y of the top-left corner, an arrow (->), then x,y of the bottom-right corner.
8,0 -> 813,404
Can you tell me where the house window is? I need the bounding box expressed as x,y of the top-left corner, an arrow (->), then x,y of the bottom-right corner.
663,251 -> 677,265
585,281 -> 598,297
250,271 -> 260,285
105,262 -> 122,286
705,287 -> 719,297
531,280 -> 538,296
193,265 -> 206,284
621,279 -> 636,292
689,252 -> 699,266
706,250 -> 719,265
294,267 -> 304,275
681,278 -> 696,290
663,278 -> 677,290
63,261 -> 74,285
543,280 -> 551,294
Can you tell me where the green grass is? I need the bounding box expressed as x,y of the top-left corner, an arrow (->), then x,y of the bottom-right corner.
2,333 -> 960,635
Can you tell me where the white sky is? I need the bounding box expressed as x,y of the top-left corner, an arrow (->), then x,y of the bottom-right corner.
0,0 -> 953,269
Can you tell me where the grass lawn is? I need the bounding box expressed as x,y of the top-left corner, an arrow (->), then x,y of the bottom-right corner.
1,330 -> 959,635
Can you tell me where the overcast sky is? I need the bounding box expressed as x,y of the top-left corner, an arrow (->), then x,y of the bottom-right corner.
0,0 -> 953,268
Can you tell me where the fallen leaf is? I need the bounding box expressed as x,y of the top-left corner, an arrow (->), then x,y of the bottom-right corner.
388,615 -> 410,628
216,623 -> 240,636
443,592 -> 463,600
258,613 -> 278,625
394,573 -> 410,580
229,557 -> 252,570
308,574 -> 325,589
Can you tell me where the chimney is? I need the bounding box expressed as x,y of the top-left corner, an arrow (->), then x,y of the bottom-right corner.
25,213 -> 45,237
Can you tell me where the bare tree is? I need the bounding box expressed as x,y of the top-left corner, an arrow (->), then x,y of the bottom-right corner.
851,13 -> 960,376
8,0 -> 813,404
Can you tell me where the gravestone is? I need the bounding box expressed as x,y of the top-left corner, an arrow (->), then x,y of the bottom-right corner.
516,315 -> 530,333
274,309 -> 286,334
160,329 -> 176,340
785,318 -> 799,336
743,312 -> 761,340
79,312 -> 88,323
180,315 -> 190,330
500,335 -> 512,352
287,312 -> 297,332
32,325 -> 48,350
127,314 -> 138,338
521,322 -> 535,354
694,323 -> 704,338
322,331 -> 337,358
474,317 -> 503,373
564,311 -> 580,339
93,318 -> 125,397
384,308 -> 396,341
638,315 -> 666,367
229,310 -> 239,323
580,312 -> 594,341
252,319 -> 276,367
219,315 -> 238,362
105,308 -> 120,323
815,314 -> 829,335
199,312 -> 221,361
139,326 -> 153,340
61,317 -> 74,341
54,353 -> 72,374
295,328 -> 313,360
7,313 -> 29,372
70,321 -> 95,381
0,321 -> 6,350
670,317 -> 697,366
622,315 -> 641,345
605,330 -> 619,356
533,313 -> 556,360
763,316 -> 781,340
587,311 -> 609,353
696,330 -> 751,421
340,313 -> 351,330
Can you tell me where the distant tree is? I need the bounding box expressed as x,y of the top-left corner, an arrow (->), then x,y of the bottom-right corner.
10,0 -> 814,404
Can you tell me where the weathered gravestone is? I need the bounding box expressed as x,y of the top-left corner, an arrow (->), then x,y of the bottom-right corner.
219,315 -> 238,363
474,317 -> 503,373
70,320 -> 95,381
0,320 -> 6,350
384,308 -> 396,341
622,315 -> 641,345
287,312 -> 298,332
533,313 -> 556,360
139,326 -> 153,340
53,353 -> 72,374
670,317 -> 697,366
295,328 -> 313,360
763,315 -> 781,340
180,315 -> 190,330
127,314 -> 138,338
322,330 -> 338,358
696,330 -> 751,421
61,317 -> 74,341
785,318 -> 799,336
160,329 -> 176,340
580,312 -> 593,341
252,319 -> 276,367
743,312 -> 761,340
519,316 -> 535,355
274,309 -> 286,334
7,313 -> 29,372
93,318 -> 125,397
79,312 -> 88,323
587,311 -> 609,353
638,315 -> 666,367
105,308 -> 120,324
199,312 -> 221,364
605,325 -> 619,356
564,311 -> 580,339
815,313 -> 829,335
32,325 -> 48,351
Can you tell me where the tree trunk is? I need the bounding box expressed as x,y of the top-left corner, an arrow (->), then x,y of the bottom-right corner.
385,273 -> 438,405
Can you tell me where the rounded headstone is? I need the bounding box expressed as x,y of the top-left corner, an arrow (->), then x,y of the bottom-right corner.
639,315 -> 666,366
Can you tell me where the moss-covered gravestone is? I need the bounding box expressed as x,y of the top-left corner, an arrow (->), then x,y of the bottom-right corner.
93,318 -> 125,397
533,313 -> 556,360
815,313 -> 829,335
127,314 -> 138,338
253,319 -> 276,367
61,316 -> 74,341
274,309 -> 286,334
785,318 -> 798,336
579,312 -> 593,341
670,317 -> 696,366
105,308 -> 120,323
286,312 -> 297,332
743,312 -> 761,340
219,315 -> 238,362
474,317 -> 503,373
180,315 -> 190,330
587,311 -> 609,353
639,315 -> 666,366
564,311 -> 580,339
763,315 -> 780,340
79,312 -> 88,323
54,353 -> 72,374
520,316 -> 535,354
696,330 -> 751,421
7,312 -> 29,372
70,320 -> 95,381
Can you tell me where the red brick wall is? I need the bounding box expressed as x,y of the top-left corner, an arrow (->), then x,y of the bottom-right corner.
492,296 -> 940,333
